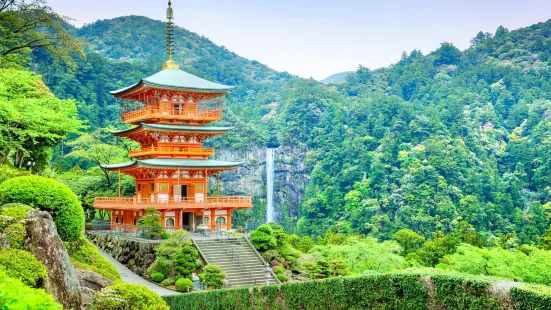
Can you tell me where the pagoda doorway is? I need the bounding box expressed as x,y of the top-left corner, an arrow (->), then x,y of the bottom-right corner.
173,184 -> 188,202
182,212 -> 194,231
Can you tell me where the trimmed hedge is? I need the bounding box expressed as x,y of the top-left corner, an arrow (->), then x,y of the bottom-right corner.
511,285 -> 551,310
0,176 -> 84,241
162,273 -> 551,310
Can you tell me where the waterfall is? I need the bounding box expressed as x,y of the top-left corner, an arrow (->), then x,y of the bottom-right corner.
266,148 -> 275,223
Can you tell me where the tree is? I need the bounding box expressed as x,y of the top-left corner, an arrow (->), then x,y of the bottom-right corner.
65,129 -> 128,187
392,229 -> 425,254
0,0 -> 84,69
433,42 -> 462,66
0,69 -> 82,169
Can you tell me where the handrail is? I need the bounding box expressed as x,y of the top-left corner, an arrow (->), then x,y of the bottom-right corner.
218,234 -> 256,287
129,146 -> 215,157
93,196 -> 253,209
122,106 -> 222,122
244,235 -> 281,284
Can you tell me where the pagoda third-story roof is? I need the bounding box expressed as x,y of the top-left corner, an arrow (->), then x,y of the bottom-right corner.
110,68 -> 234,95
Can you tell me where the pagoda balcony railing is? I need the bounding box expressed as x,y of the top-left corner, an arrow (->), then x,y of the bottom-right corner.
129,146 -> 215,159
93,196 -> 252,210
121,107 -> 222,124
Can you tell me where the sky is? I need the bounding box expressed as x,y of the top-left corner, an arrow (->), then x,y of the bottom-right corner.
48,0 -> 551,80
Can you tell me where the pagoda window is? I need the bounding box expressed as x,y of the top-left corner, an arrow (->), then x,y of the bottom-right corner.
151,183 -> 155,191
215,217 -> 226,225
159,183 -> 169,192
166,218 -> 175,227
203,217 -> 209,225
138,184 -> 141,191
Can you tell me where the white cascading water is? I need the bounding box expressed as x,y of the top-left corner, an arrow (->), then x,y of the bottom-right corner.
266,148 -> 275,223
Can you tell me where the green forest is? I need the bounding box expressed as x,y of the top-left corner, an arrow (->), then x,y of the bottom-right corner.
4,0 -> 551,304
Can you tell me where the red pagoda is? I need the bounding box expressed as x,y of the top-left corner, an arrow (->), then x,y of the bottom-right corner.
93,1 -> 252,232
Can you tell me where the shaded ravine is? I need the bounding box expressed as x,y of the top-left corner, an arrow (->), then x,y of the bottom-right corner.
96,247 -> 178,296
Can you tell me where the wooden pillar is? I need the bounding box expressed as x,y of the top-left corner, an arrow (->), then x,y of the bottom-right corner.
118,169 -> 121,197
210,210 -> 215,231
226,209 -> 231,230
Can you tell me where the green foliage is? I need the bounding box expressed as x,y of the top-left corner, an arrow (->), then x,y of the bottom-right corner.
138,207 -> 165,239
0,176 -> 84,241
0,203 -> 32,221
393,229 -> 425,254
161,279 -> 172,286
310,236 -> 410,274
511,285 -> 551,310
94,282 -> 169,310
440,244 -> 551,285
174,245 -> 200,278
250,224 -> 277,251
154,229 -> 191,261
4,222 -> 25,249
0,249 -> 47,288
276,273 -> 287,282
0,269 -> 62,309
175,278 -> 194,292
147,257 -> 174,280
151,272 -> 165,283
273,265 -> 285,274
539,224 -> 551,251
329,259 -> 350,276
65,237 -> 121,281
203,264 -> 226,289
0,69 -> 83,171
297,236 -> 315,253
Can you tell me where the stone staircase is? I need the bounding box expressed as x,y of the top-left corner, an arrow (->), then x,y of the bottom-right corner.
193,237 -> 279,287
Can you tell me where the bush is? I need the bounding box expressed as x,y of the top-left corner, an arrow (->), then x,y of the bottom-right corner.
94,282 -> 169,310
4,222 -> 26,249
164,272 -> 551,310
297,236 -> 315,253
273,265 -> 285,274
175,278 -> 194,292
0,269 -> 62,309
0,203 -> 32,230
148,257 -> 174,279
138,207 -> 165,239
203,264 -> 226,289
151,272 -> 165,283
0,249 -> 48,287
276,273 -> 287,282
250,224 -> 277,251
65,237 -> 121,281
0,176 -> 84,241
161,279 -> 172,286
174,245 -> 200,278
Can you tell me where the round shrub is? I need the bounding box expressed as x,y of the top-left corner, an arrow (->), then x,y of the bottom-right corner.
0,269 -> 62,309
0,249 -> 47,287
175,278 -> 193,292
94,282 -> 169,310
151,272 -> 165,283
250,224 -> 277,251
203,264 -> 226,289
161,279 -> 172,286
4,223 -> 26,249
276,273 -> 287,282
147,257 -> 173,278
273,265 -> 285,274
0,176 -> 84,241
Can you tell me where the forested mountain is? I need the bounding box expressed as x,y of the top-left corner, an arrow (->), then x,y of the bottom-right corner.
33,16 -> 551,244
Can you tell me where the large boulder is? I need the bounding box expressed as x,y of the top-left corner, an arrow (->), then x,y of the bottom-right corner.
76,269 -> 113,291
24,210 -> 82,309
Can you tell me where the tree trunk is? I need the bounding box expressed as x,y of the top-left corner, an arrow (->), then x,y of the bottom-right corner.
100,166 -> 111,187
0,149 -> 9,165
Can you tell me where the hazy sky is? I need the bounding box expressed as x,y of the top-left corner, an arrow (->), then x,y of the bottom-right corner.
48,0 -> 550,80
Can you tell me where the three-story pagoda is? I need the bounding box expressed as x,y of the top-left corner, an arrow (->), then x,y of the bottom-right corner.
93,1 -> 252,232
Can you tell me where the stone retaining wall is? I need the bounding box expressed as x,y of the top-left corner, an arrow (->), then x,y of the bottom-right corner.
85,232 -> 158,276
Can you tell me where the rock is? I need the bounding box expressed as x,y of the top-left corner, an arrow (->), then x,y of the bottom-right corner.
76,269 -> 113,291
25,210 -> 82,310
0,233 -> 9,249
80,287 -> 96,309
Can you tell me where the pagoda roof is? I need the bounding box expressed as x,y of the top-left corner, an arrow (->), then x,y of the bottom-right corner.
102,158 -> 242,171
110,68 -> 233,96
111,123 -> 233,136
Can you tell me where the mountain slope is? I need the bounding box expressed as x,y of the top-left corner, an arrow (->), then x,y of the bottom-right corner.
320,71 -> 354,84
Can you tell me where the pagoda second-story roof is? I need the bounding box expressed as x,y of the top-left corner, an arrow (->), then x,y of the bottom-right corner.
111,123 -> 233,136
110,68 -> 234,96
102,158 -> 242,171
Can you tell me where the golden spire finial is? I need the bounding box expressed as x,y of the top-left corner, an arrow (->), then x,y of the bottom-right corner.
163,0 -> 179,70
